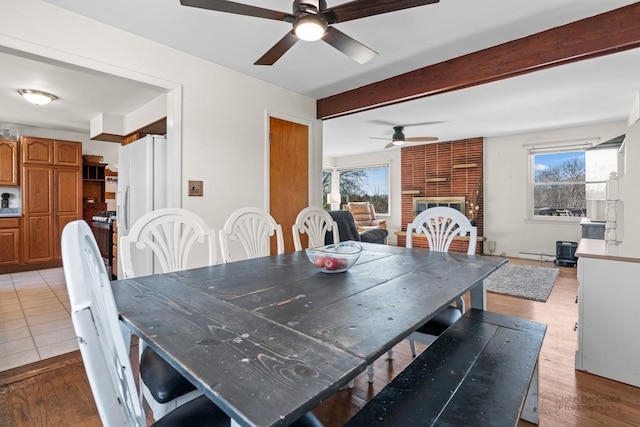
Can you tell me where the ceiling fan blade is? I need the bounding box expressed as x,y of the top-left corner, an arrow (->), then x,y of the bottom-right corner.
322,27 -> 377,64
180,0 -> 293,22
384,141 -> 398,149
330,0 -> 439,23
405,136 -> 439,142
254,32 -> 299,65
370,137 -> 391,140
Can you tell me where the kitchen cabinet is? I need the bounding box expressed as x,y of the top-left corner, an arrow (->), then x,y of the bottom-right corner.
575,239 -> 640,387
0,139 -> 19,186
0,217 -> 20,266
21,137 -> 81,166
21,137 -> 81,265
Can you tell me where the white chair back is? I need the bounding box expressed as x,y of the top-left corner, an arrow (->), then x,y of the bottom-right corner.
406,206 -> 477,255
61,220 -> 145,427
219,207 -> 284,263
120,208 -> 217,279
292,206 -> 339,251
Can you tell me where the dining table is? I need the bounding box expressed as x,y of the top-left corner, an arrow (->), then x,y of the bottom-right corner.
111,242 -> 507,427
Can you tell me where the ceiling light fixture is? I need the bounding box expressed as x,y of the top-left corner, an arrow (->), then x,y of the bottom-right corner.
18,89 -> 57,106
294,15 -> 327,41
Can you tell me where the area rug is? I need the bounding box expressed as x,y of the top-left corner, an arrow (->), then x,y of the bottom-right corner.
485,264 -> 559,302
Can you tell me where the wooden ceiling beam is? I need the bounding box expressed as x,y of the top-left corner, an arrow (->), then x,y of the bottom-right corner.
317,3 -> 640,120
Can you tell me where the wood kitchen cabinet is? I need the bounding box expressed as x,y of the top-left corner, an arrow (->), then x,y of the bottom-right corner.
0,217 -> 20,266
0,139 -> 19,186
21,137 -> 81,265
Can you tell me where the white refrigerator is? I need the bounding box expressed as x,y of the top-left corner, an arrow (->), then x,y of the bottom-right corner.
116,135 -> 168,278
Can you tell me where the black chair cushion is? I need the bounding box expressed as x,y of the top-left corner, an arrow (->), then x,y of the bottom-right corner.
414,306 -> 462,336
155,394 -> 323,427
360,228 -> 388,244
154,395 -> 230,426
141,346 -> 198,403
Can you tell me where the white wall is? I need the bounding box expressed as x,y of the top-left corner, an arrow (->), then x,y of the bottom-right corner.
1,0 -> 321,262
324,149 -> 401,245
484,121 -> 627,260
616,115 -> 640,257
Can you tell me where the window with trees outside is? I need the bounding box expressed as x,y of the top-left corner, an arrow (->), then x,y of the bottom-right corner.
338,165 -> 389,215
322,170 -> 332,210
531,149 -> 586,218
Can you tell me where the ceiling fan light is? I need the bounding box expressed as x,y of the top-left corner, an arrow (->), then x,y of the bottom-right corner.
391,140 -> 405,146
18,89 -> 57,105
294,16 -> 327,41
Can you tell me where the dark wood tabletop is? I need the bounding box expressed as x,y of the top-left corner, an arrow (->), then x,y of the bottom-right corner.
112,242 -> 507,427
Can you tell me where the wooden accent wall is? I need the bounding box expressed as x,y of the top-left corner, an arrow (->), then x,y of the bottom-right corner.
399,138 -> 483,254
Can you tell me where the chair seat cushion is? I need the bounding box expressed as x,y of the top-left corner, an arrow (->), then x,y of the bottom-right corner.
360,227 -> 388,244
415,306 -> 462,336
153,395 -> 229,426
141,346 -> 197,403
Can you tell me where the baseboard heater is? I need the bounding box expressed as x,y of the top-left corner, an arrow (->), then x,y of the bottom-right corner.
518,251 -> 556,262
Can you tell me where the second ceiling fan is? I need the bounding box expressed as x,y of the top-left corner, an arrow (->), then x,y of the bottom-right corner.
180,0 -> 439,65
370,122 -> 439,149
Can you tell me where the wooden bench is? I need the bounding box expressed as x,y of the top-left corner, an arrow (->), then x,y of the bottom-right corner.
345,309 -> 547,426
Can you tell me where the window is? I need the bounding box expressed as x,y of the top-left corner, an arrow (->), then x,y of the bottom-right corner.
322,169 -> 332,210
339,165 -> 389,215
531,149 -> 586,217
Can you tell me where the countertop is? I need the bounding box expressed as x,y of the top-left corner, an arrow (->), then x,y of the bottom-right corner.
0,208 -> 22,218
576,238 -> 640,263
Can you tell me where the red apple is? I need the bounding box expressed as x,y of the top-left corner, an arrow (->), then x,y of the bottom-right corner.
324,257 -> 340,270
314,255 -> 326,267
338,258 -> 348,269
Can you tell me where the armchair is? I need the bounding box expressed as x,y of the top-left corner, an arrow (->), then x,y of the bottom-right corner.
344,202 -> 387,231
327,210 -> 388,245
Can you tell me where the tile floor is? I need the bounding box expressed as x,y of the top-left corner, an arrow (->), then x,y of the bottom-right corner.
0,267 -> 78,372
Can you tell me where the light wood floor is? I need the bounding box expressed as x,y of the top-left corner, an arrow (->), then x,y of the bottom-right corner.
1,257 -> 639,426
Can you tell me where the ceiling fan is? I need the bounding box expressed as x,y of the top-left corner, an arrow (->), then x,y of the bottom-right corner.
370,122 -> 439,149
179,0 -> 439,65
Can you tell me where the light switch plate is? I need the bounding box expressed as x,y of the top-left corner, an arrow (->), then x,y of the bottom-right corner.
188,180 -> 203,196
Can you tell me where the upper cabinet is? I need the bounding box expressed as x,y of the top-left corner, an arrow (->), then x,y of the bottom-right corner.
0,139 -> 19,186
21,137 -> 82,167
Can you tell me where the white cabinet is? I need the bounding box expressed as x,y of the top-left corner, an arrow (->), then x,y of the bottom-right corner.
575,239 -> 640,387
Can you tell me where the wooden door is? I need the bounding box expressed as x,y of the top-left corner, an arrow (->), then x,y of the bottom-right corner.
0,139 -> 19,185
0,218 -> 20,265
21,137 -> 53,165
22,166 -> 53,263
54,168 -> 82,260
269,117 -> 308,253
54,140 -> 82,167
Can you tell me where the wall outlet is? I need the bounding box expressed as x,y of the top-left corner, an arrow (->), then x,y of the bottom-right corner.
488,241 -> 496,252
188,180 -> 203,197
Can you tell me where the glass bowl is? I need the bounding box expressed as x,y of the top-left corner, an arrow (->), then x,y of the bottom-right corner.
305,242 -> 363,273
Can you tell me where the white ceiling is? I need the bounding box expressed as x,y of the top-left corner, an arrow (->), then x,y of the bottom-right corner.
3,0 -> 640,157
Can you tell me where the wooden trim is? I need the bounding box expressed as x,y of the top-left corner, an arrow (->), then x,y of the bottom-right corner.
452,163 -> 477,169
395,231 -> 486,242
317,3 -> 640,119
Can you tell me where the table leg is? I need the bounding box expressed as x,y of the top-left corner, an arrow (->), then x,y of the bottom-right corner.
469,279 -> 486,310
521,360 -> 540,424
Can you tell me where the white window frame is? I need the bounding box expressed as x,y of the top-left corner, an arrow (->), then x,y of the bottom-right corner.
337,163 -> 391,216
525,141 -> 593,222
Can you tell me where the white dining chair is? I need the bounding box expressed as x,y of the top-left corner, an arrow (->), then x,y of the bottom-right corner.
60,220 -> 229,427
219,207 -> 284,262
405,206 -> 477,355
292,206 -> 339,251
119,208 -> 218,420
120,207 -> 218,279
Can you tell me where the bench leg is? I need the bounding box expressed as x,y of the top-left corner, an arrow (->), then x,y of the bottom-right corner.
387,349 -> 393,360
410,340 -> 417,357
521,360 -> 540,424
